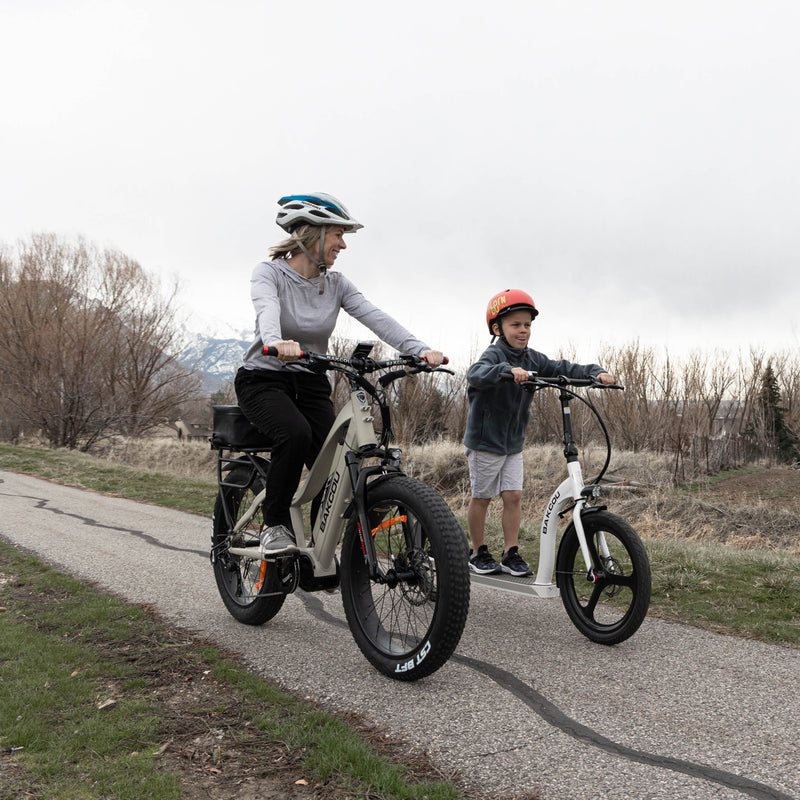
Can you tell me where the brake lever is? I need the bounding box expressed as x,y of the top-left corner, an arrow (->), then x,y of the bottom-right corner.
410,355 -> 450,374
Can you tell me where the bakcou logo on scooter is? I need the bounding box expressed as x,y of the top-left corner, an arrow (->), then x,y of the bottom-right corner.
319,470 -> 340,533
542,489 -> 560,537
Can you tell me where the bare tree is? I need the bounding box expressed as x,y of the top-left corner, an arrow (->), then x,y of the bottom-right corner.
0,233 -> 200,450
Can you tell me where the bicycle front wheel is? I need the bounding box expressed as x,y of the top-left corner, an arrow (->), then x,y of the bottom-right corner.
556,510 -> 651,645
340,476 -> 470,681
211,465 -> 286,626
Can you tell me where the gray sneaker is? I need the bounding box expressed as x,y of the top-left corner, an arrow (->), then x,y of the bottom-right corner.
501,546 -> 533,577
469,545 -> 502,575
260,524 -> 299,555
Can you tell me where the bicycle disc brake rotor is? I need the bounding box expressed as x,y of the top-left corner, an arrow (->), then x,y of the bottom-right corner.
398,549 -> 436,606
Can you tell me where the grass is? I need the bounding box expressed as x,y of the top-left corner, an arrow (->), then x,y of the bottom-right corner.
0,442 -> 216,515
685,465 -> 763,492
469,515 -> 800,648
0,550 -> 184,799
0,542 -> 472,800
646,539 -> 800,644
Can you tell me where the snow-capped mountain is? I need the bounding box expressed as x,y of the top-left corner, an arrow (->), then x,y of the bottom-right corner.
179,314 -> 252,393
180,310 -> 252,345
180,336 -> 249,392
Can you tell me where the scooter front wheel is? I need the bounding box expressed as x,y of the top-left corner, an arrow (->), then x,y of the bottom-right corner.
556,510 -> 651,644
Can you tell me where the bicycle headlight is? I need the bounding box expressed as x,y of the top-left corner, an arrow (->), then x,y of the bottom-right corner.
387,447 -> 402,466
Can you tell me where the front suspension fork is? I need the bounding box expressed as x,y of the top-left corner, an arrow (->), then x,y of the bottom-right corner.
347,452 -> 410,585
572,503 -> 612,582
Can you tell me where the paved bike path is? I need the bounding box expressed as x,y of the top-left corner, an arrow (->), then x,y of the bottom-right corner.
1,470 -> 797,800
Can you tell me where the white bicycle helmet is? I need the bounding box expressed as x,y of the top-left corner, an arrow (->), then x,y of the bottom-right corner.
276,193 -> 363,233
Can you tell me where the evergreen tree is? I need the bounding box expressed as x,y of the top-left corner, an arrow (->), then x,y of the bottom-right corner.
755,363 -> 800,463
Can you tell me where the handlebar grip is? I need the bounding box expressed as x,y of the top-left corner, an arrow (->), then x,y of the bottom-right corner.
415,354 -> 449,367
499,370 -> 536,382
263,345 -> 305,358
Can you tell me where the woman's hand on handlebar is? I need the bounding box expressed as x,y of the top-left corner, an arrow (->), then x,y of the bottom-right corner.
267,340 -> 303,362
422,350 -> 445,369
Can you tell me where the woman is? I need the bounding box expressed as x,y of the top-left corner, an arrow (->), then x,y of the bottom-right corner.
235,192 -> 443,555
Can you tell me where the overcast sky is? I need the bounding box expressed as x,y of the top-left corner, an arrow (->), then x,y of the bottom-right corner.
2,0 -> 799,371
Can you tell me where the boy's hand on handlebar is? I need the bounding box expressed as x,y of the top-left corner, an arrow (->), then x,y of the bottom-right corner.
510,367 -> 530,384
596,372 -> 615,385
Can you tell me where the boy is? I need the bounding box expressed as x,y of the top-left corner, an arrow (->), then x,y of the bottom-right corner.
464,289 -> 615,576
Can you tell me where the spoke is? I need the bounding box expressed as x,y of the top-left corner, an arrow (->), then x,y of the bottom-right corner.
605,571 -> 636,590
583,582 -> 603,617
365,512 -> 436,651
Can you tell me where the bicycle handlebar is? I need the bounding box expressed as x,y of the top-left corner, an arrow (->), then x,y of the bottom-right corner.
263,345 -> 449,373
499,372 -> 624,390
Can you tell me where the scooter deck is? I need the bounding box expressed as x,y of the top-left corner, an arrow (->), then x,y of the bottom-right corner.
469,571 -> 560,598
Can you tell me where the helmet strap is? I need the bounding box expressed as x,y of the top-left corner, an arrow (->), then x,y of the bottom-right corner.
490,319 -> 503,345
493,319 -> 512,348
291,225 -> 328,295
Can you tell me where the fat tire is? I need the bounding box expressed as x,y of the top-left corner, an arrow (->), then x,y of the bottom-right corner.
556,510 -> 650,645
211,464 -> 286,625
340,476 -> 470,680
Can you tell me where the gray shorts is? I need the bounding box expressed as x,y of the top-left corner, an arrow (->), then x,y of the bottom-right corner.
465,449 -> 524,498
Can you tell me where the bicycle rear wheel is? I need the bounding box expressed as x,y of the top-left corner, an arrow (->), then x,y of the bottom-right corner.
340,476 -> 470,680
211,464 -> 286,625
556,510 -> 651,644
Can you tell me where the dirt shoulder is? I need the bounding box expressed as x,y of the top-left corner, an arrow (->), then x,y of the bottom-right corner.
692,465 -> 800,510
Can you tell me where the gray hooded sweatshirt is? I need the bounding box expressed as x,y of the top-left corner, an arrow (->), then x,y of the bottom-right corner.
241,259 -> 430,372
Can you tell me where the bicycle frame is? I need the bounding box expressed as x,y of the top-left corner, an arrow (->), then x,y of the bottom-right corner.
210,345 -> 473,677
224,375 -> 386,578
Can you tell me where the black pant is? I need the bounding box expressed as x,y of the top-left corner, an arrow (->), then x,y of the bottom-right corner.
234,367 -> 335,528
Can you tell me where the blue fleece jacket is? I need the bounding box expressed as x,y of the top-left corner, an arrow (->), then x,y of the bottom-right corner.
463,340 -> 604,455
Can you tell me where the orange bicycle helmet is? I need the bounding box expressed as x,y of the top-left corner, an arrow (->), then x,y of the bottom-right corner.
486,289 -> 538,334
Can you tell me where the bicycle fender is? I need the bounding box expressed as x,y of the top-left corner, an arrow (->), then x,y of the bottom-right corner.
579,504 -> 607,516
344,467 -> 405,519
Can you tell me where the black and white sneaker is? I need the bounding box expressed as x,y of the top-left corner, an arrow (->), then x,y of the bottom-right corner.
469,545 -> 502,575
501,546 -> 533,577
260,524 -> 299,555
